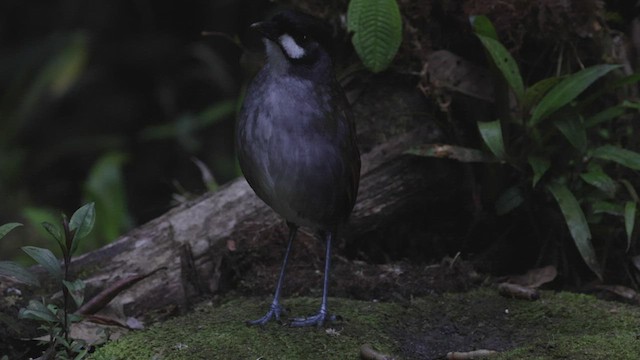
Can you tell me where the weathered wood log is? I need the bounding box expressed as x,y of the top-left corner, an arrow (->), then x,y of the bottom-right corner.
4,76 -> 474,318
64,122 -> 463,316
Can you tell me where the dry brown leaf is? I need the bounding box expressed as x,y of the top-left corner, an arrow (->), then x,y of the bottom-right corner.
593,284 -> 640,304
506,265 -> 557,288
498,282 -> 540,300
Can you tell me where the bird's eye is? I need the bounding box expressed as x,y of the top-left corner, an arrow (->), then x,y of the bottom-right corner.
301,35 -> 308,41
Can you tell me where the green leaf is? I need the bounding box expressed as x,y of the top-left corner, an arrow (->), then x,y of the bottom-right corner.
522,77 -> 562,111
623,99 -> 640,110
528,156 -> 550,187
592,200 -> 623,216
22,246 -> 62,281
0,223 -> 22,240
620,179 -> 639,203
69,202 -> 96,254
19,300 -> 58,323
42,221 -> 64,251
84,152 -> 131,243
546,181 -> 602,279
555,115 -> 586,152
585,105 -> 626,128
591,145 -> 640,171
347,0 -> 402,73
0,261 -> 40,286
469,15 -> 498,40
478,120 -> 507,160
530,64 -> 621,126
476,34 -> 524,100
495,186 -> 524,215
63,279 -> 85,308
624,201 -> 636,251
579,165 -> 616,198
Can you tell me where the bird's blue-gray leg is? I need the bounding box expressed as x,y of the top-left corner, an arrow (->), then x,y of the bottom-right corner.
290,230 -> 337,327
247,223 -> 298,326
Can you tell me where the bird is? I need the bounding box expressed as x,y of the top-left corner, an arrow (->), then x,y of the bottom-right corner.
236,9 -> 361,327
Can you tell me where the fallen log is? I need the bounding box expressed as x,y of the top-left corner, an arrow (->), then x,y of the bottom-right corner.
67,124 -> 463,316
4,76 -> 473,318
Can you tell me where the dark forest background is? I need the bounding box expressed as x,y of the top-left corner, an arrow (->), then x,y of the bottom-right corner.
0,0 -> 278,260
1,0 -> 640,284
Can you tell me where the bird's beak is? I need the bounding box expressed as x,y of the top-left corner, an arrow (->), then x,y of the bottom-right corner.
250,21 -> 279,41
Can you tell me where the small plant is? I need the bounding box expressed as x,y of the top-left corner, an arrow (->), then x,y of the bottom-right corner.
410,16 -> 640,280
469,16 -> 640,279
0,203 -> 95,359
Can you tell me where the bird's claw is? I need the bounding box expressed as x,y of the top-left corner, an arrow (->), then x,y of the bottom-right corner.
289,310 -> 337,327
246,303 -> 286,326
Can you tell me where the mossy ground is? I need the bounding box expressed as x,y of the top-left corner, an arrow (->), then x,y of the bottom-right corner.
91,288 -> 640,359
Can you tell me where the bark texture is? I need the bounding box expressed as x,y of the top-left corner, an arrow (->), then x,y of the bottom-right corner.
68,123 -> 462,316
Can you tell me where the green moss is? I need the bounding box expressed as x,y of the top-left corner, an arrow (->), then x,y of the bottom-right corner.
496,291 -> 640,359
92,288 -> 640,360
91,297 -> 401,360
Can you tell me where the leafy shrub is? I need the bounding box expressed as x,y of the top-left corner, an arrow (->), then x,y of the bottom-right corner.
0,203 -> 95,359
469,16 -> 640,279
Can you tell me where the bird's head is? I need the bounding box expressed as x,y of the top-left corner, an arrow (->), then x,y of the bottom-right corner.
251,10 -> 333,66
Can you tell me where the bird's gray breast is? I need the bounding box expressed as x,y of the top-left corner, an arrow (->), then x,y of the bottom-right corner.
237,69 -> 351,229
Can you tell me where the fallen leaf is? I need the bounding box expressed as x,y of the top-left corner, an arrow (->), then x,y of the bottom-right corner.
506,265 -> 557,288
498,282 -> 540,300
593,284 -> 640,304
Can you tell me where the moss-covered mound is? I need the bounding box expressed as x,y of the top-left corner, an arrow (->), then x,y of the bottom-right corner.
91,288 -> 640,359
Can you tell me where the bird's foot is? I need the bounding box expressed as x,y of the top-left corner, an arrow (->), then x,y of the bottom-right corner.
289,310 -> 338,327
246,303 -> 286,326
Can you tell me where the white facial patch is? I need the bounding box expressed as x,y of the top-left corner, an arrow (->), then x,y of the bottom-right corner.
278,34 -> 305,59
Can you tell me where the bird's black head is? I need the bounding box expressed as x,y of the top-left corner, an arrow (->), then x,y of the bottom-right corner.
251,10 -> 333,64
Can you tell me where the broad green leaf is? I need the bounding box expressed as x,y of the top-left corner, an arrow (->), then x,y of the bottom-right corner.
623,100 -> 640,110
546,181 -> 602,279
63,279 -> 85,308
469,15 -> 498,40
585,106 -> 625,128
555,115 -> 586,152
620,179 -> 639,203
69,202 -> 96,254
42,221 -> 64,251
530,64 -> 622,126
347,0 -> 402,73
592,200 -> 623,216
495,186 -> 524,215
579,165 -> 616,198
591,145 -> 640,171
624,201 -> 636,251
0,223 -> 22,240
19,300 -> 57,323
528,156 -> 550,187
522,77 -> 562,111
0,261 -> 39,286
478,120 -> 507,160
22,246 -> 62,281
84,152 -> 131,243
476,34 -> 524,100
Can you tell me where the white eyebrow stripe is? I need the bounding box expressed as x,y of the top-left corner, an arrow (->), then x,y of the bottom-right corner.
278,34 -> 305,59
